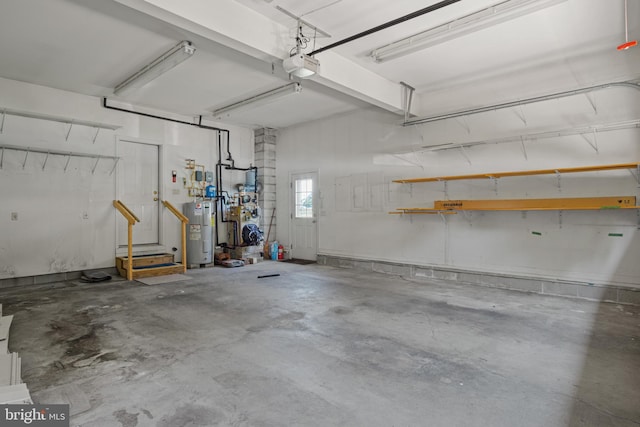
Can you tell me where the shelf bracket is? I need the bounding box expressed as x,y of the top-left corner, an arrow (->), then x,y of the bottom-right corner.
559,210 -> 563,229
628,165 -> 640,185
0,147 -> 3,170
63,155 -> 71,173
491,176 -> 499,195
580,130 -> 599,153
438,212 -> 448,224
520,137 -> 528,160
459,146 -> 472,165
22,150 -> 29,169
584,93 -> 598,115
440,179 -> 449,199
42,151 -> 50,171
91,157 -> 100,175
555,170 -> 562,193
109,158 -> 120,176
637,210 -> 640,230
455,116 -> 471,134
92,127 -> 100,144
65,122 -> 74,141
514,105 -> 527,125
0,110 -> 5,134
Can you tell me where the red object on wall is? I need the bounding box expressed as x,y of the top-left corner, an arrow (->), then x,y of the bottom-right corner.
618,40 -> 638,50
278,244 -> 284,260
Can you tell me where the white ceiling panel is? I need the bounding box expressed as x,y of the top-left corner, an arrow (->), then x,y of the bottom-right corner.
0,0 -> 638,128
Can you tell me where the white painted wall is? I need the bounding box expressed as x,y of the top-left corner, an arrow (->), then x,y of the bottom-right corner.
276,85 -> 640,287
0,77 -> 253,279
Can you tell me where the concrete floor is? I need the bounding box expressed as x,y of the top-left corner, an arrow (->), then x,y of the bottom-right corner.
1,262 -> 639,427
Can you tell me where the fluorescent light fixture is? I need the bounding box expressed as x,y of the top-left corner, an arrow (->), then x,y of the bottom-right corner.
212,83 -> 302,118
114,41 -> 196,95
370,0 -> 568,62
283,54 -> 319,78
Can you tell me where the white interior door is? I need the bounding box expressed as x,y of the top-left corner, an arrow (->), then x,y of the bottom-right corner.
291,172 -> 318,261
117,140 -> 160,247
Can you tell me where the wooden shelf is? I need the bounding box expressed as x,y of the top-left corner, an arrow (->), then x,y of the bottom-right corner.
392,206 -> 640,214
392,163 -> 640,184
391,196 -> 640,214
389,210 -> 457,215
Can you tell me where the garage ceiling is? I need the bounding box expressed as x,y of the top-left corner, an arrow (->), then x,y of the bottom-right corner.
0,0 -> 638,128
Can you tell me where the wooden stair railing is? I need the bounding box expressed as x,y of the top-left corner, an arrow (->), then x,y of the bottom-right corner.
162,200 -> 189,272
113,200 -> 140,281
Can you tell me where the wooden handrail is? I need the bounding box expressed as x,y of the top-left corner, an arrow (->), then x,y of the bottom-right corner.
162,200 -> 189,223
113,200 -> 139,224
393,162 -> 640,184
113,200 -> 139,281
162,200 -> 189,272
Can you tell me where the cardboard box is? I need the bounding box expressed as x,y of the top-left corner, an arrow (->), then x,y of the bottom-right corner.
228,245 -> 262,260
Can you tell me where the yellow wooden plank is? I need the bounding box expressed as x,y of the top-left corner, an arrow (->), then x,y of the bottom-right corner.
392,206 -> 640,214
162,200 -> 189,223
181,222 -> 187,272
393,163 -> 640,183
127,223 -> 133,281
389,212 -> 457,215
113,200 -> 140,223
434,196 -> 636,210
390,209 -> 457,215
465,206 -> 640,211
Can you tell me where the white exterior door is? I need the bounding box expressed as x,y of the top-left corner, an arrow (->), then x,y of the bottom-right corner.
117,140 -> 160,247
291,172 -> 318,261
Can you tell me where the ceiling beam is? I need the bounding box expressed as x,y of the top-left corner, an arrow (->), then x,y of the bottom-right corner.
111,0 -> 410,115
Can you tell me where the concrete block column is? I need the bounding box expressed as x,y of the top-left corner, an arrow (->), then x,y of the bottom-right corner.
255,128 -> 277,241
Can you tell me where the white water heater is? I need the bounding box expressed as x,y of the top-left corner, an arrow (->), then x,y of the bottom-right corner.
183,201 -> 213,265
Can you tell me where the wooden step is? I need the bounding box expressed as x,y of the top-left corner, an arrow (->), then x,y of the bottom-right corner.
116,253 -> 174,268
116,253 -> 184,279
130,263 -> 185,279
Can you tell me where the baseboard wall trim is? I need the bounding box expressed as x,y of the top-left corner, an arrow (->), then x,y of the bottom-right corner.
317,255 -> 640,306
0,267 -> 120,290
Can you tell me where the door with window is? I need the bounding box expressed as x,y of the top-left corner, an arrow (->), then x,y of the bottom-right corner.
291,172 -> 318,261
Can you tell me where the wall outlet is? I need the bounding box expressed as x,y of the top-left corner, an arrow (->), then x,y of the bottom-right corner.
10,212 -> 18,221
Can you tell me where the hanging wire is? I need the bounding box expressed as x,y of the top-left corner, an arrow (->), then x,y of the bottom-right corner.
290,23 -> 311,56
